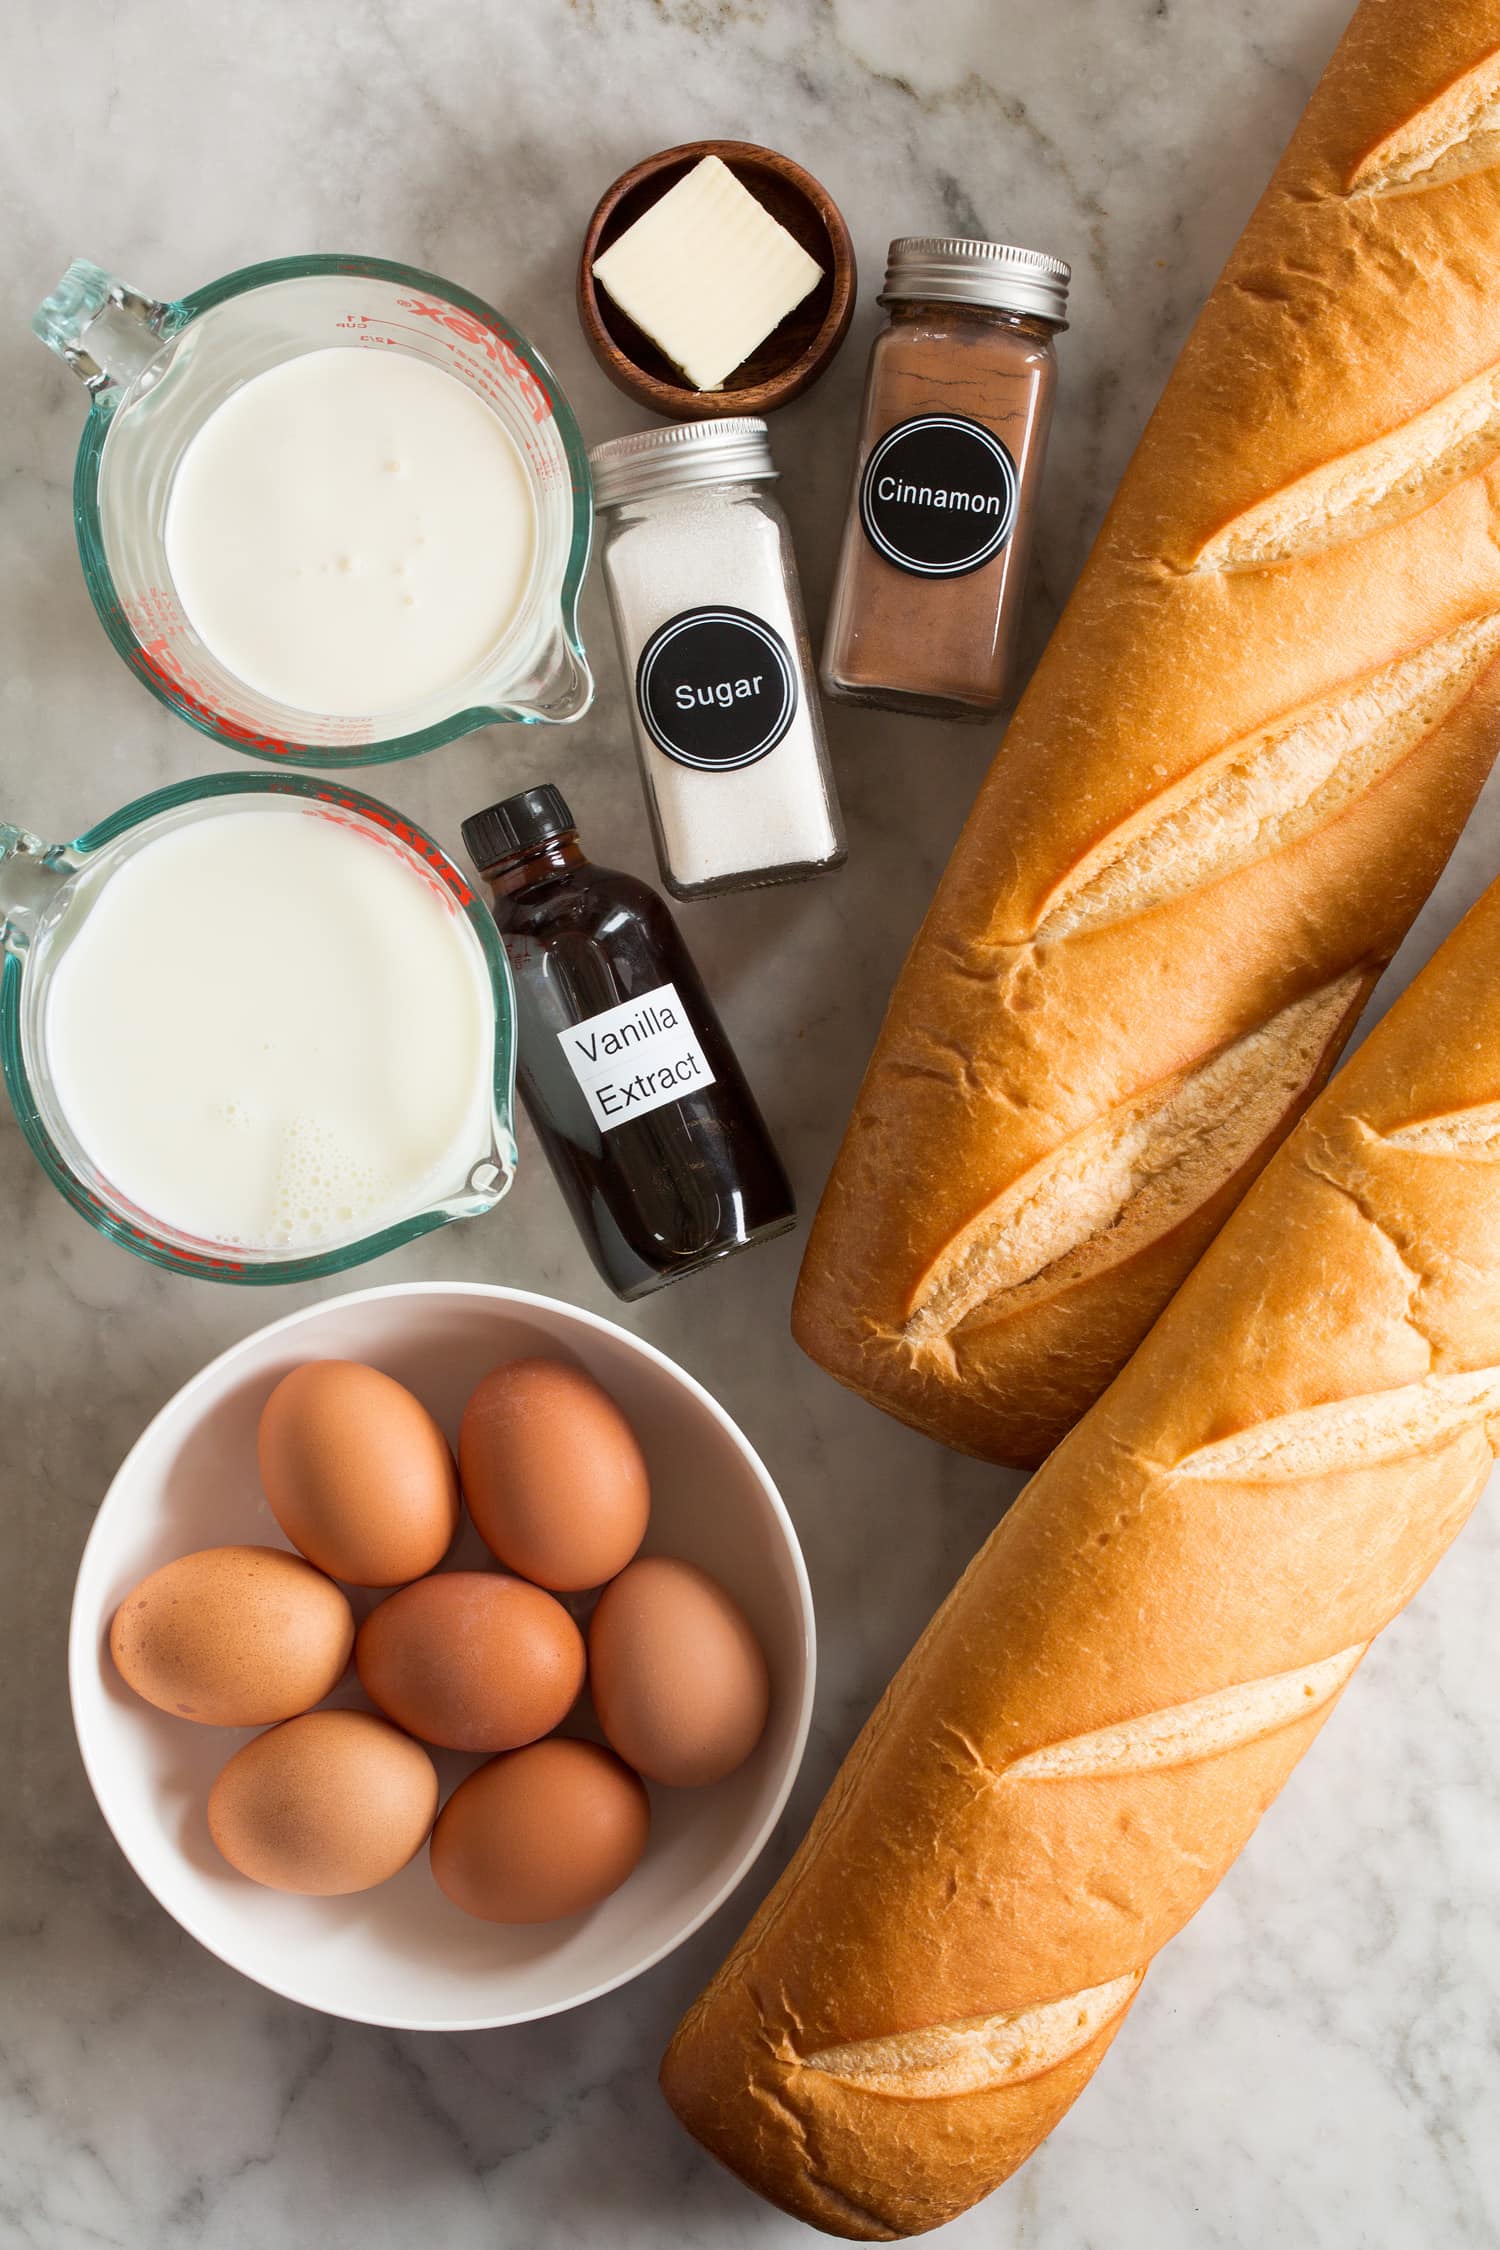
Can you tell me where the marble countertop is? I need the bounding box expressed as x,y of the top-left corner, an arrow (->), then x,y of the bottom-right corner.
5,1 -> 1499,2244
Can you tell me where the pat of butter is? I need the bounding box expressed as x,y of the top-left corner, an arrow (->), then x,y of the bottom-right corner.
593,155 -> 824,392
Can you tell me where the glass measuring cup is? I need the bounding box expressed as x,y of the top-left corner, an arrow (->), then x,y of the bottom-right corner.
0,773 -> 519,1282
33,254 -> 594,765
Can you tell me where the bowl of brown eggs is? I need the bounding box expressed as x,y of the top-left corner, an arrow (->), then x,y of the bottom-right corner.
69,1283 -> 815,2028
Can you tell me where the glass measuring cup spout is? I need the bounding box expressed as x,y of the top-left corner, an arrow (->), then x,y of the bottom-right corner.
506,616 -> 593,726
0,775 -> 521,1284
33,252 -> 595,764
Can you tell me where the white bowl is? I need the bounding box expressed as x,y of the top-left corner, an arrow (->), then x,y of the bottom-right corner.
69,1282 -> 815,2030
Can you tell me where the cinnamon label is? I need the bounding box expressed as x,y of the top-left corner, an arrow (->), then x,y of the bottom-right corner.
858,413 -> 1019,579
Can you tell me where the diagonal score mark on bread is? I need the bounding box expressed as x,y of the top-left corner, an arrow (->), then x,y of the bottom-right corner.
1349,45 -> 1500,198
1176,1366 -> 1500,1481
1383,1100 -> 1500,1157
796,1649 -> 1362,2103
1034,616 -> 1500,942
904,975 -> 1365,1346
1005,1645 -> 1366,1783
1192,367 -> 1500,575
796,1646 -> 1369,2102
802,1973 -> 1142,2101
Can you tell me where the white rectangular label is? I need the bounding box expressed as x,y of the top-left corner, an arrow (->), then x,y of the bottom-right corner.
557,981 -> 716,1132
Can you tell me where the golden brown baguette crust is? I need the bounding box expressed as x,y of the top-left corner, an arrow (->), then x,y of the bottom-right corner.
664,850 -> 1500,2238
794,0 -> 1500,1466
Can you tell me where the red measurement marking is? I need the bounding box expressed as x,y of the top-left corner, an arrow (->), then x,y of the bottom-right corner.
87,1164 -> 249,1275
301,784 -> 476,909
130,634 -> 294,758
127,624 -> 371,757
395,295 -> 553,423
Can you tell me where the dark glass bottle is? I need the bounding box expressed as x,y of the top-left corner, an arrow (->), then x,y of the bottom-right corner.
463,784 -> 795,1300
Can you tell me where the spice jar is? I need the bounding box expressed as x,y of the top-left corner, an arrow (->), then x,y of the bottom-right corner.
590,420 -> 845,900
821,237 -> 1069,721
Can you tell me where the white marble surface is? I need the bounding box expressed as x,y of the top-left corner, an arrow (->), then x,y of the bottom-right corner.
3,1 -> 1499,2244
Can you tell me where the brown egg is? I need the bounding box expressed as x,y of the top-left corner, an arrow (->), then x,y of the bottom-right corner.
355,1572 -> 585,1752
430,1737 -> 649,1924
207,1709 -> 438,1894
588,1556 -> 769,1787
458,1358 -> 649,1592
109,1545 -> 354,1726
258,1360 -> 460,1587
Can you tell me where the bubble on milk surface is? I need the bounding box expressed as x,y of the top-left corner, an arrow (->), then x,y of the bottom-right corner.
265,1116 -> 384,1248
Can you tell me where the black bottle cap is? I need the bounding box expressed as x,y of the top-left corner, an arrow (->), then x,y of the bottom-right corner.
461,784 -> 577,871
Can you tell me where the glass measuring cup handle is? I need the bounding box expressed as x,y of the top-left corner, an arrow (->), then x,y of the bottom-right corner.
0,826 -> 77,954
32,260 -> 178,396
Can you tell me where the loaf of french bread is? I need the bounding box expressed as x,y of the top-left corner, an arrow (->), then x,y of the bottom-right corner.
662,861 -> 1500,2239
793,0 -> 1500,1466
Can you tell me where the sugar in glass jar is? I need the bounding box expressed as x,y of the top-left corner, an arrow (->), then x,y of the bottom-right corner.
591,420 -> 845,900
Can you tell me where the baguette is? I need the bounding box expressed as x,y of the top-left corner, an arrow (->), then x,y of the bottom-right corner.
793,0 -> 1500,1467
662,864 -> 1500,2240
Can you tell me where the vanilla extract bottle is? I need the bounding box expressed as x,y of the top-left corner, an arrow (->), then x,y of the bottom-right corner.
463,784 -> 795,1299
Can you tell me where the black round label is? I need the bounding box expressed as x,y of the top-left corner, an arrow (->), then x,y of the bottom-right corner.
858,414 -> 1019,578
634,607 -> 798,771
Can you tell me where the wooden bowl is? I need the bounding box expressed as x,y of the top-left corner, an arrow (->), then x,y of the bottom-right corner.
577,140 -> 857,420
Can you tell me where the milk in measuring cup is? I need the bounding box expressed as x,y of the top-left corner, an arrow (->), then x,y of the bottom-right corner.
164,349 -> 538,717
45,804 -> 495,1250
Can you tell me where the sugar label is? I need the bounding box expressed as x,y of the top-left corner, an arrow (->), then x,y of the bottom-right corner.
557,981 -> 717,1131
635,606 -> 798,771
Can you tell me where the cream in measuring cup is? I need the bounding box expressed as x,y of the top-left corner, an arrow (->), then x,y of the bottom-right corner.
32,256 -> 594,761
44,801 -> 496,1251
164,349 -> 538,717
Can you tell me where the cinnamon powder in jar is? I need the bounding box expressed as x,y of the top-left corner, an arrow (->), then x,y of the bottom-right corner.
821,237 -> 1069,722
